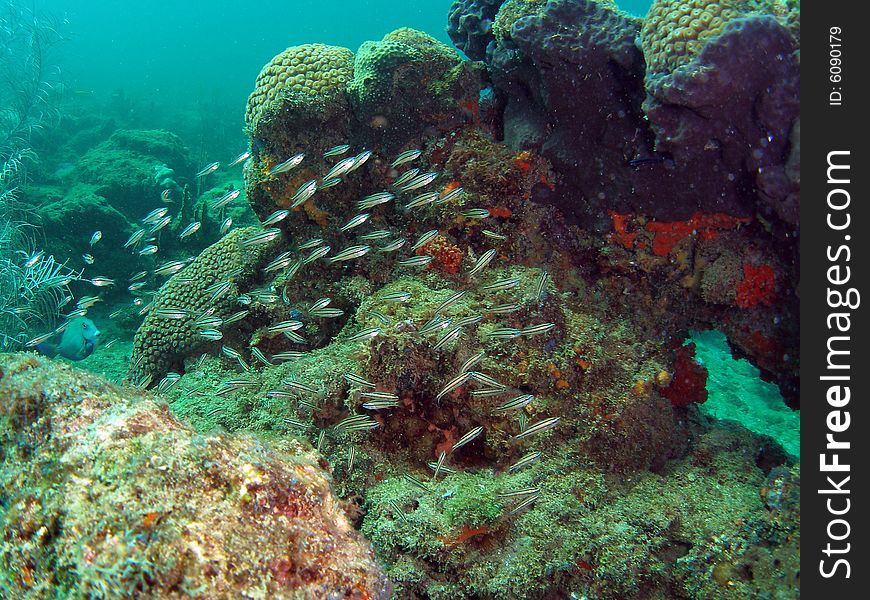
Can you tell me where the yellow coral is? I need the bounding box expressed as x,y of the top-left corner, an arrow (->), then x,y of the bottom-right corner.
245,43 -> 354,126
641,0 -> 783,74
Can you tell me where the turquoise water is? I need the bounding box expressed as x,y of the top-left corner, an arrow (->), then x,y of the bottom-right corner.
691,329 -> 800,458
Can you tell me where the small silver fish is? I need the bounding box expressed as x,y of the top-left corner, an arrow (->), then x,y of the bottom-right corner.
356,191 -> 394,211
309,307 -> 344,318
328,245 -> 370,263
392,168 -> 420,188
268,153 -> 304,176
435,186 -> 464,205
459,351 -> 485,374
486,326 -> 523,340
153,260 -> 186,277
224,310 -> 250,325
318,177 -> 343,189
179,222 -> 201,239
450,425 -> 483,452
390,149 -> 422,168
220,217 -> 233,235
362,397 -> 400,409
142,208 -> 168,224
436,371 -> 471,400
398,171 -> 438,192
128,282 -> 147,292
82,254 -> 95,265
334,414 -> 379,433
480,278 -> 520,292
367,309 -> 391,325
506,492 -> 540,516
198,329 -> 223,341
482,229 -> 507,241
490,303 -> 522,314
432,325 -> 463,350
347,445 -> 357,471
340,213 -> 370,232
282,379 -> 319,394
23,250 -> 44,268
241,228 -> 282,248
210,189 -> 241,210
272,351 -> 308,362
124,229 -> 146,249
89,231 -> 102,246
76,296 -> 102,309
468,371 -> 505,389
397,255 -> 433,268
322,157 -> 357,181
380,290 -> 411,303
153,307 -> 190,320
536,271 -> 550,303
229,150 -> 251,167
434,290 -> 467,315
309,297 -> 331,312
358,229 -> 393,241
432,450 -> 447,481
349,150 -> 372,171
508,451 -> 543,473
512,416 -> 560,440
298,238 -> 325,250
349,327 -> 381,342
404,191 -> 440,210
520,323 -> 556,336
411,229 -> 439,250
452,315 -> 482,328
493,394 -> 535,413
359,391 -> 400,402
195,161 -> 220,177
419,315 -> 450,335
290,180 -> 318,208
498,487 -> 540,500
148,215 -> 172,234
470,387 -> 508,398
206,281 -> 233,302
264,251 -> 294,273
303,245 -> 331,264
461,208 -> 491,220
161,189 -> 173,202
324,144 -> 351,157
156,373 -> 181,393
89,276 -> 115,287
377,238 -> 406,253
261,209 -> 290,227
266,320 -> 303,334
344,373 -> 375,388
467,249 -> 497,276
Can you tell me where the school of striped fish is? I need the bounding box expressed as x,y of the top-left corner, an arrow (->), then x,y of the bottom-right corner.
26,141 -> 562,518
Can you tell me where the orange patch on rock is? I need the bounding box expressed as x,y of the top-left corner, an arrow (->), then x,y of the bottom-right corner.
645,213 -> 750,256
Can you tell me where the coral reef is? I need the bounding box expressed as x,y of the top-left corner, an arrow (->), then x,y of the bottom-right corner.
0,353 -> 391,598
127,227 -> 273,386
447,0 -> 506,60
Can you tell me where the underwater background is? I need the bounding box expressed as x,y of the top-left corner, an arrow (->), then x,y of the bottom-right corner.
1,0 -> 800,598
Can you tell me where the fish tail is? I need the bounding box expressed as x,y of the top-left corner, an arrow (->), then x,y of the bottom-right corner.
35,342 -> 59,358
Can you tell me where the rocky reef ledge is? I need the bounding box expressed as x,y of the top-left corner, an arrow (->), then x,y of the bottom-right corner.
0,353 -> 391,599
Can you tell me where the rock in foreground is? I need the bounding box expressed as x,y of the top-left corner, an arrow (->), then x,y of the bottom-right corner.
0,353 -> 391,599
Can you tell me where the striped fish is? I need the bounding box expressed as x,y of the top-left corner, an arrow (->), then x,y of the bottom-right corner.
310,307 -> 343,318
452,315 -> 482,328
507,451 -> 542,473
340,213 -> 370,231
153,307 -> 190,320
344,373 -> 375,388
451,426 -> 483,452
377,238 -> 406,253
261,209 -> 290,226
404,191 -> 440,210
512,416 -> 560,440
229,150 -> 251,167
367,309 -> 391,325
241,228 -> 282,248
536,271 -> 550,303
349,327 -> 381,342
349,150 -> 372,171
520,323 -> 556,336
264,251 -> 295,273
268,153 -> 304,176
469,388 -> 508,398
390,149 -> 422,168
318,177 -> 343,189
482,229 -> 507,241
322,156 -> 357,181
459,351 -> 485,373
434,290 -> 467,315
397,255 -> 433,268
432,450 -> 447,480
303,245 -> 331,264
427,460 -> 457,476
493,394 -> 535,413
435,372 -> 471,400
205,281 -> 232,302
356,192 -> 394,211
290,180 -> 318,208
397,171 -> 438,192
359,229 -> 393,241
210,189 -> 241,210
392,168 -> 420,188
223,310 -> 249,325
272,351 -> 308,362
486,327 -> 523,340
266,320 -> 303,334
432,325 -> 463,350
480,278 -> 520,292
334,414 -> 380,433
251,347 -> 273,366
402,473 -> 431,492
506,492 -> 540,516
362,397 -> 400,409
324,144 -> 351,157
380,290 -> 412,303
179,222 -> 201,239
282,379 -> 319,394
411,229 -> 439,250
498,487 -> 540,499
435,186 -> 464,205
419,315 -> 450,335
198,329 -> 223,340
195,161 -> 220,177
467,249 -> 497,276
468,371 -> 505,389
153,260 -> 187,277
460,208 -> 490,220
220,218 -> 233,235
328,245 -> 370,262
298,237 -> 325,250
490,303 -> 522,315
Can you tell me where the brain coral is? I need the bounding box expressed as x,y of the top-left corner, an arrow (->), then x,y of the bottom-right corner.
128,227 -> 271,386
346,37 -> 424,111
641,0 -> 785,74
246,43 -> 354,127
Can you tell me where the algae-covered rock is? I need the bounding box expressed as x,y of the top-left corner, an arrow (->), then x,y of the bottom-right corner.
76,129 -> 195,218
0,353 -> 391,599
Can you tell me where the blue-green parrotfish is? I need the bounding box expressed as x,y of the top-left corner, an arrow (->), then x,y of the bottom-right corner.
36,317 -> 100,361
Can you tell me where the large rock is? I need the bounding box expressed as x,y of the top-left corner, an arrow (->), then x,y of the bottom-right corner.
0,353 -> 391,599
